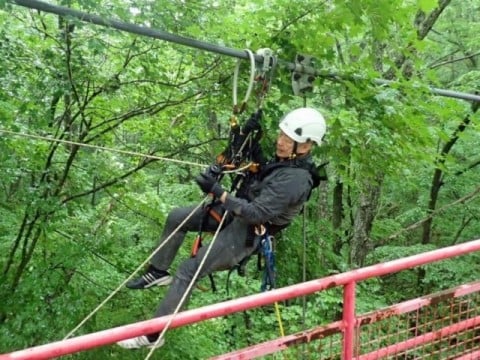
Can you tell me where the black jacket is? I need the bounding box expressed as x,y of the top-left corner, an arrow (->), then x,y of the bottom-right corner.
223,154 -> 319,226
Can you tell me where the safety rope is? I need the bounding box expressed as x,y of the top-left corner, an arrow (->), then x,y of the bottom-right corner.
64,197 -> 208,339
274,302 -> 285,337
145,210 -> 230,360
0,128 -> 205,168
232,49 -> 256,115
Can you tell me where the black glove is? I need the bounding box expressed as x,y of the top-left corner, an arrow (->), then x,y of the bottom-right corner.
195,173 -> 225,198
205,164 -> 222,178
242,109 -> 262,134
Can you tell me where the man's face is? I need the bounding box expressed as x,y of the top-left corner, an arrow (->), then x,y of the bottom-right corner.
276,130 -> 295,158
276,130 -> 313,158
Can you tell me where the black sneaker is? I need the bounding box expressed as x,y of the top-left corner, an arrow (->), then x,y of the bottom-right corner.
126,265 -> 172,289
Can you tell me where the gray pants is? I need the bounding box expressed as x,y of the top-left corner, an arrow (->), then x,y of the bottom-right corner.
151,204 -> 257,318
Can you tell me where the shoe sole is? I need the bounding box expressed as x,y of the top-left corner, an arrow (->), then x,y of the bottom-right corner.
117,337 -> 165,349
143,276 -> 173,288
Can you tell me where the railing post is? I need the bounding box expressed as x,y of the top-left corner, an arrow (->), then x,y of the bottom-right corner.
343,281 -> 356,359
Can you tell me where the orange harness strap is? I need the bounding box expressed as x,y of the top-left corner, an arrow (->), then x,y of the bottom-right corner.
208,208 -> 223,223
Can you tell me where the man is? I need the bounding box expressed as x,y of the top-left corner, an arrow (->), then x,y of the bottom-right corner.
117,107 -> 326,349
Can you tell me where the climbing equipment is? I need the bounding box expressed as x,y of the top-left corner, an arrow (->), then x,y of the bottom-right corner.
256,225 -> 285,337
254,48 -> 277,109
260,232 -> 276,292
223,48 -> 275,176
291,53 -> 316,96
232,48 -> 276,114
216,48 -> 276,188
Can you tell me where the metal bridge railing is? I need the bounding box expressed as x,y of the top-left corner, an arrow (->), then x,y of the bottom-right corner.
212,282 -> 480,359
2,239 -> 480,360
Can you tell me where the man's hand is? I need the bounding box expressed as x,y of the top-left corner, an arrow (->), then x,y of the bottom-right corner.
242,109 -> 262,134
195,173 -> 225,198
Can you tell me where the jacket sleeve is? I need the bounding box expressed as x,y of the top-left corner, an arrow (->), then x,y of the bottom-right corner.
222,168 -> 311,224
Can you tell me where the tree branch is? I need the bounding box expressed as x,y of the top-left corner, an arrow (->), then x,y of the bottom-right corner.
378,185 -> 480,245
429,51 -> 480,69
417,0 -> 453,40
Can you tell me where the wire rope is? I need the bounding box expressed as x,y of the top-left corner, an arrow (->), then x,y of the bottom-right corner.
10,0 -> 480,103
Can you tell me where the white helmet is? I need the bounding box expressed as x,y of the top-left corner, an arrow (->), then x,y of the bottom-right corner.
279,108 -> 326,144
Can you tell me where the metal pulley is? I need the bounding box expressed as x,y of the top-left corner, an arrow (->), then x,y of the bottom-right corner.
292,53 -> 316,96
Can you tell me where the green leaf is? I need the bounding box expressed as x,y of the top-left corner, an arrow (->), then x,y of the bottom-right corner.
418,0 -> 438,12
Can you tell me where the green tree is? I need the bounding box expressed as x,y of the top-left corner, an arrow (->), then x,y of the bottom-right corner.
1,0 -> 479,358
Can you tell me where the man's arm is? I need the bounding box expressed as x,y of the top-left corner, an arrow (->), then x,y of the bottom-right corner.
221,168 -> 311,224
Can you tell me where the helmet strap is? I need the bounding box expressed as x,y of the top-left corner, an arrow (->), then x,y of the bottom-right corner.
289,141 -> 298,160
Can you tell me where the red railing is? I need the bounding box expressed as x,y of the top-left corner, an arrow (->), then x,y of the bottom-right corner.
214,282 -> 480,359
1,239 -> 480,359
357,283 -> 480,359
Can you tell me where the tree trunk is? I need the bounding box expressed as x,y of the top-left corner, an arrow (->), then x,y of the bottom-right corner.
332,180 -> 344,254
422,113 -> 475,244
350,177 -> 383,267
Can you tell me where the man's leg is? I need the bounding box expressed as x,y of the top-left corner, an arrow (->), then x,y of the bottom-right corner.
153,217 -> 255,317
118,217 -> 256,349
126,204 -> 208,289
150,205 -> 206,270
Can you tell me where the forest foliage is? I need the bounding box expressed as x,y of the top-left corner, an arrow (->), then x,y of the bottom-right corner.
0,0 -> 479,358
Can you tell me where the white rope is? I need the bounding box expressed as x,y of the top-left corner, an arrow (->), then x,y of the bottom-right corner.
145,210 -> 229,359
0,128 -> 205,168
63,197 -> 208,339
221,161 -> 254,174
0,128 -> 258,176
232,49 -> 256,112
